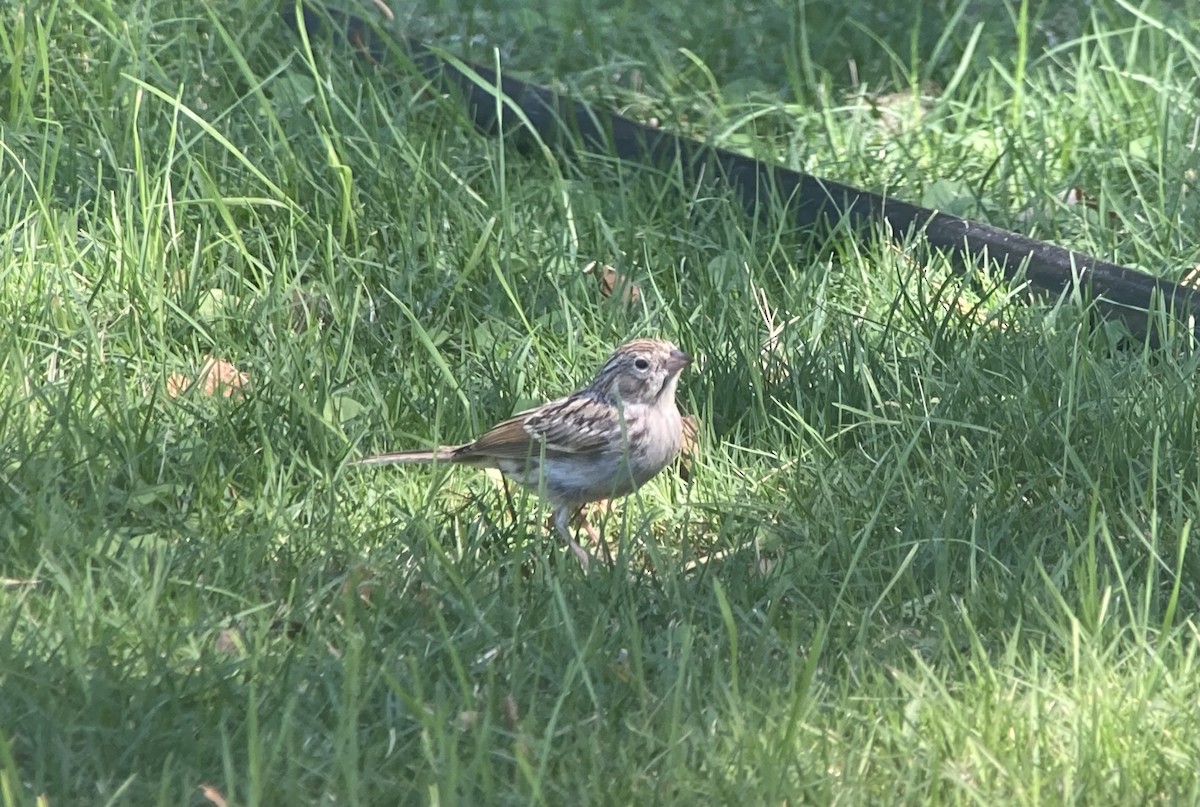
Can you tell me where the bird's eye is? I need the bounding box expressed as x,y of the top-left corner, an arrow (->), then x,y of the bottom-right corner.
634,357 -> 651,371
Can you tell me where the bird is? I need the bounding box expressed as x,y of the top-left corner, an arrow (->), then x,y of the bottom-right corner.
351,338 -> 692,569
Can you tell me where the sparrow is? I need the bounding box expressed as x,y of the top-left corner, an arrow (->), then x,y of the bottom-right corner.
353,338 -> 691,568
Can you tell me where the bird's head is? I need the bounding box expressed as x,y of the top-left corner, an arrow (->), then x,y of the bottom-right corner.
588,338 -> 691,406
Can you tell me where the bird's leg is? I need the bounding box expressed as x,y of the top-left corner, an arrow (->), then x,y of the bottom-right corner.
500,478 -> 520,522
577,502 -> 605,547
553,505 -> 593,571
575,503 -> 614,564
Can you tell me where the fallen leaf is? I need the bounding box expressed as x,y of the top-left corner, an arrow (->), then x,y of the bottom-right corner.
502,693 -> 520,730
199,785 -> 228,807
165,374 -> 189,397
680,413 -> 699,457
676,413 -> 700,481
167,356 -> 249,399
340,567 -> 376,607
369,0 -> 394,19
1179,265 -> 1200,290
1060,186 -> 1119,225
859,81 -> 941,134
583,261 -> 642,305
213,628 -> 244,657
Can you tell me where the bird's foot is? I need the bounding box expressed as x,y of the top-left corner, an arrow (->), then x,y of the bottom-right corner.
575,502 -> 616,564
565,534 -> 592,572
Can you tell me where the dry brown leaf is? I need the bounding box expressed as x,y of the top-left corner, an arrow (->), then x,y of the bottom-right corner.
860,81 -> 941,134
680,413 -> 699,458
340,567 -> 376,607
167,356 -> 249,399
676,413 -> 699,482
502,693 -> 520,731
1059,186 -> 1120,226
165,373 -> 189,397
583,261 -> 642,305
199,785 -> 228,807
1179,265 -> 1200,290
368,0 -> 394,19
214,628 -> 243,657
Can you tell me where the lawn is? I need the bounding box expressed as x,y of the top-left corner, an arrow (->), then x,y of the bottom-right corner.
3,0 -> 1200,804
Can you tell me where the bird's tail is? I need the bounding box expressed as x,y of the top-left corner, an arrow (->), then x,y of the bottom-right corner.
349,447 -> 459,466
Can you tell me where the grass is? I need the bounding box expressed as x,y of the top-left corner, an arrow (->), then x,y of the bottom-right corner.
2,0 -> 1200,803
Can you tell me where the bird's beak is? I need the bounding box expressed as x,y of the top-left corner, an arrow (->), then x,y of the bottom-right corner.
665,348 -> 692,374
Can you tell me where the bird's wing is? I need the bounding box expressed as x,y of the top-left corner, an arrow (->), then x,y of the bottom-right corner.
456,394 -> 619,461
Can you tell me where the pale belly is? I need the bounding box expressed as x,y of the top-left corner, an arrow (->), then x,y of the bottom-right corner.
495,408 -> 682,508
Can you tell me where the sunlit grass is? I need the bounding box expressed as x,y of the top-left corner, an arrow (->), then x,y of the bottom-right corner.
2,0 -> 1199,804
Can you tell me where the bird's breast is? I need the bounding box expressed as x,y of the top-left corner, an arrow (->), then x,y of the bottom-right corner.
495,403 -> 684,507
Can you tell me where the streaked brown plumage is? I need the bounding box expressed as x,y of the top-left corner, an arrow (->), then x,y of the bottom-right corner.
352,338 -> 691,568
